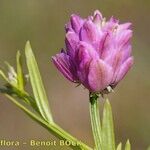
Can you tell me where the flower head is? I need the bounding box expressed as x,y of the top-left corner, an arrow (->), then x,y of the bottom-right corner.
52,10 -> 133,94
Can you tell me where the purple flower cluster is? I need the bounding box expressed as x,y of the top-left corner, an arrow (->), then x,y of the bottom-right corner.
52,10 -> 133,93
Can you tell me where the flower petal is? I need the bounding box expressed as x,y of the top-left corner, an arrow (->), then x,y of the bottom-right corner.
115,29 -> 132,48
108,50 -> 124,69
65,31 -> 79,59
100,32 -> 116,59
98,32 -> 109,56
70,14 -> 84,34
52,52 -> 77,82
77,41 -> 99,63
76,42 -> 99,87
102,17 -> 118,32
114,56 -> 133,84
88,59 -> 113,92
80,20 -> 101,43
118,22 -> 132,31
121,45 -> 132,62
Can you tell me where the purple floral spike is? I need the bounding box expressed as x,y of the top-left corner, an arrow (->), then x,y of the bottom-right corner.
52,10 -> 133,94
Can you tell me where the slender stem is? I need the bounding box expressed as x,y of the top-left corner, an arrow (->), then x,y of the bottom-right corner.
89,92 -> 102,150
6,94 -> 92,150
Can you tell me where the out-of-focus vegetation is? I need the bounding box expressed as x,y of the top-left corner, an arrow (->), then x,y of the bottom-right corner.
0,0 -> 150,150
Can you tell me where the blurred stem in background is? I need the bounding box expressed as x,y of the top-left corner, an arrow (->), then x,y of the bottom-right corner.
0,41 -> 132,150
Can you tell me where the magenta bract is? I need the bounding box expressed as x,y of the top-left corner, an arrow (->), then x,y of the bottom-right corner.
52,10 -> 133,93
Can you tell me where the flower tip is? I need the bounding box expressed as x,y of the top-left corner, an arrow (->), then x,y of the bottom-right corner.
25,40 -> 32,54
93,10 -> 103,23
125,22 -> 132,29
26,40 -> 31,47
94,10 -> 102,17
70,14 -> 83,33
70,13 -> 77,17
70,14 -> 80,21
51,56 -> 55,61
110,16 -> 119,23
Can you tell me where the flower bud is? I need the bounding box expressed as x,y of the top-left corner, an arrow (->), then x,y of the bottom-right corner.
52,10 -> 133,94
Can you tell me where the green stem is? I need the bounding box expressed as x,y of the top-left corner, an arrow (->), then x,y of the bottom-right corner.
89,92 -> 102,150
5,94 -> 92,150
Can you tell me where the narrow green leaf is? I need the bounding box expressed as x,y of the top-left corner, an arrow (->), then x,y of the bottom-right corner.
125,140 -> 131,150
102,99 -> 115,150
116,142 -> 122,150
25,41 -> 53,123
16,51 -> 24,91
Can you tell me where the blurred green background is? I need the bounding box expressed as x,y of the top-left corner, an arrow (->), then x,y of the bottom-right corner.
0,0 -> 150,150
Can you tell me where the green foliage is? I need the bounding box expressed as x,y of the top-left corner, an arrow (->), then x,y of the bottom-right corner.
89,94 -> 133,150
25,41 -> 53,123
1,41 -> 148,150
102,99 -> 115,150
16,50 -> 25,91
0,41 -> 92,150
101,101 -> 132,150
